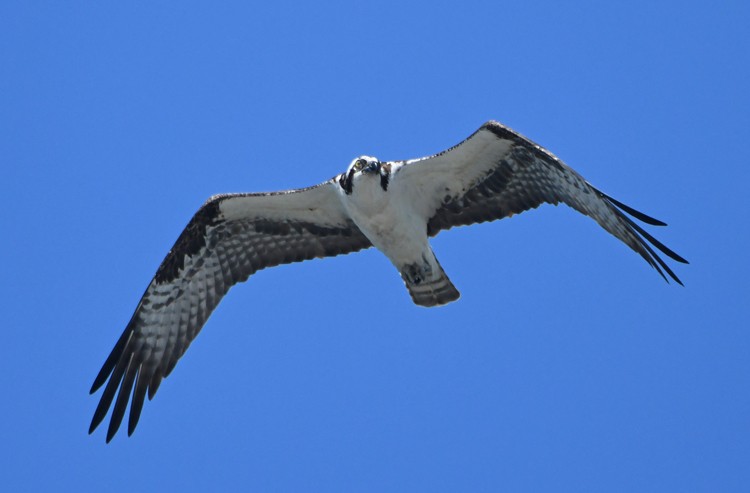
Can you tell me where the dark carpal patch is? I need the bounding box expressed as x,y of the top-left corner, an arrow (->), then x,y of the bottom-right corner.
484,121 -> 566,173
154,198 -> 224,284
426,159 -> 515,236
515,145 -> 566,174
482,121 -> 522,143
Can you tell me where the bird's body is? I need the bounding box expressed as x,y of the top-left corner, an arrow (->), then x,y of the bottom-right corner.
89,121 -> 687,441
339,156 -> 457,305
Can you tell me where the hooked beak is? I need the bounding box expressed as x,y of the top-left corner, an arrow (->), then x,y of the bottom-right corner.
362,161 -> 379,174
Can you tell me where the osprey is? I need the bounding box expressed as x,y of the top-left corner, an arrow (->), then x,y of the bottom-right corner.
89,121 -> 687,441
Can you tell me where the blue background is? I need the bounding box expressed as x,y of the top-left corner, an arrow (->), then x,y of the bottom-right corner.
2,2 -> 748,491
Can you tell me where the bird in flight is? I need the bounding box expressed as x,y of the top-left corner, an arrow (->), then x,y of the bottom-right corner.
89,121 -> 687,441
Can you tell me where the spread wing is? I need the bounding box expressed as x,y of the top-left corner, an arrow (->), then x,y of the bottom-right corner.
390,120 -> 687,283
89,180 -> 371,442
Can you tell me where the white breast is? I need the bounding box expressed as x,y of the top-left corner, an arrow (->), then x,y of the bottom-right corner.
339,172 -> 429,268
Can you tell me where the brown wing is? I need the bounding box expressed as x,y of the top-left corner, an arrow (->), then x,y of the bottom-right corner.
89,181 -> 371,442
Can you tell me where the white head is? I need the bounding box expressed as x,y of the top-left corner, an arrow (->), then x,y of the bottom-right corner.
339,155 -> 382,195
347,155 -> 381,175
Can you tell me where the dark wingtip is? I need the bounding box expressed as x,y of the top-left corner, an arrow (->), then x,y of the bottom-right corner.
592,186 -> 668,226
90,328 -> 135,394
594,185 -> 687,285
89,371 -> 121,438
89,333 -> 138,442
620,211 -> 689,265
89,407 -> 107,437
106,415 -> 122,443
90,365 -> 112,395
128,372 -> 148,437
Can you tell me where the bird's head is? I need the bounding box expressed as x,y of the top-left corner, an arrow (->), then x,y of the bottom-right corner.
348,156 -> 381,175
339,156 -> 383,195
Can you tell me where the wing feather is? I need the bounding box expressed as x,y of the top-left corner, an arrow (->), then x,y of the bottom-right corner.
90,181 -> 371,441
394,121 -> 687,283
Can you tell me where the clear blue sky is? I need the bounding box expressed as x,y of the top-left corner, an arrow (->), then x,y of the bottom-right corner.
1,2 -> 748,491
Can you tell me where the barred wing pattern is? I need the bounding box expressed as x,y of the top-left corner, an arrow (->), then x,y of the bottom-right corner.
89,182 -> 371,442
394,121 -> 687,284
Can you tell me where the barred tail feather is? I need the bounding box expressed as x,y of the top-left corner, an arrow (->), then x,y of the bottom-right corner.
402,265 -> 460,307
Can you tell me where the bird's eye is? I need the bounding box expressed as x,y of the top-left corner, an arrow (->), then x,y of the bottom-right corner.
355,159 -> 367,170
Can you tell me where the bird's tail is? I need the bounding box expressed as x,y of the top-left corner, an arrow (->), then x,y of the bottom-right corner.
401,258 -> 460,307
